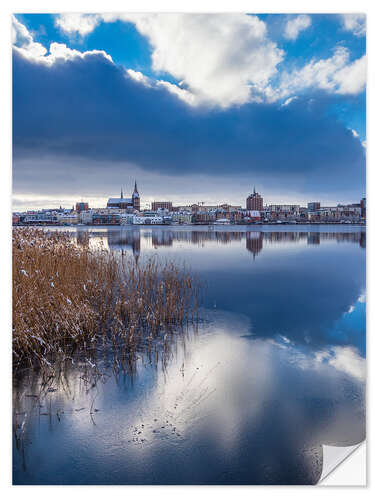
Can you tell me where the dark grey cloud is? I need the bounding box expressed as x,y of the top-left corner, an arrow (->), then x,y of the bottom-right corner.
13,48 -> 365,203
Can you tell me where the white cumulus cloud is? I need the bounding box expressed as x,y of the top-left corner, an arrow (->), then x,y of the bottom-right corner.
333,54 -> 366,94
55,13 -> 101,36
156,80 -> 197,106
340,14 -> 366,37
12,15 -> 47,59
278,46 -> 366,98
12,17 -> 112,65
55,13 -> 284,107
126,69 -> 152,86
325,346 -> 366,381
120,13 -> 284,107
284,15 -> 311,40
43,14 -> 368,105
126,69 -> 197,106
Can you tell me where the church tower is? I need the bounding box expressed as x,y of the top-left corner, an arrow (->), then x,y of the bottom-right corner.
246,187 -> 263,211
132,180 -> 140,211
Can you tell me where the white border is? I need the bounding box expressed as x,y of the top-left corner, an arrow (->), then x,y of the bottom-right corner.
1,0 -> 372,497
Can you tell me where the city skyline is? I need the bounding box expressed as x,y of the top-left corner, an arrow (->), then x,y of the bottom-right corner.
13,13 -> 366,211
12,179 -> 364,213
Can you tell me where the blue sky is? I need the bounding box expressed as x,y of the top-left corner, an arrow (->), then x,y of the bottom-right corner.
12,13 -> 366,210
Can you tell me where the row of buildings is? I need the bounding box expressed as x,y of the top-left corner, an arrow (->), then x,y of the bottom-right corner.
13,182 -> 366,226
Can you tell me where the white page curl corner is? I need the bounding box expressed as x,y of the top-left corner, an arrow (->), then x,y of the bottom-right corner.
319,442 -> 365,484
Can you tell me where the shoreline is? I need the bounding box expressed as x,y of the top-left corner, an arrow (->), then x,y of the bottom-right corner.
13,221 -> 367,228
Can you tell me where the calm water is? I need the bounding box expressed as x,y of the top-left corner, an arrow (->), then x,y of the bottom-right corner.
13,225 -> 366,485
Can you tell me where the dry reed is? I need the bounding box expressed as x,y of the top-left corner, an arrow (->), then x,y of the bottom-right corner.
13,228 -> 198,373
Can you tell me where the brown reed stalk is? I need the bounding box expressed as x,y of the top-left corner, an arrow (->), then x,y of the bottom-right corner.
13,228 -> 199,373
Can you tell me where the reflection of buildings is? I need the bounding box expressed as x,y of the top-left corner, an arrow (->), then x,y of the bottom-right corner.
99,228 -> 366,261
246,232 -> 263,259
76,229 -> 90,247
307,233 -> 320,245
360,231 -> 366,249
106,229 -> 141,262
152,230 -> 173,247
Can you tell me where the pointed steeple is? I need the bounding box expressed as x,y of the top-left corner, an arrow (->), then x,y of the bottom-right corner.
253,186 -> 256,195
132,179 -> 140,211
121,187 -> 124,199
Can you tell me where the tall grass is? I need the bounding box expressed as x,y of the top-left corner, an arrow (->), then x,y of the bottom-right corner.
13,228 -> 198,373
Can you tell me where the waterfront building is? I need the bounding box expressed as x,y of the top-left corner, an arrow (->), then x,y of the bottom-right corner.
107,188 -> 133,210
192,211 -> 217,224
133,215 -> 164,225
189,203 -> 241,213
57,213 -> 79,225
246,188 -> 263,211
217,204 -> 242,212
120,213 -> 136,225
266,204 -> 300,214
152,201 -> 173,211
308,202 -> 320,211
133,216 -> 145,225
22,212 -> 59,225
298,207 -> 309,220
92,213 -> 121,225
79,210 -> 93,224
107,180 -> 140,211
308,204 -> 362,222
243,210 -> 261,222
172,212 -> 192,224
263,204 -> 300,221
360,197 -> 366,218
76,202 -> 89,212
177,205 -> 194,212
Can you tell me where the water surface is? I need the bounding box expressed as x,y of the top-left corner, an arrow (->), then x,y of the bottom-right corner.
13,225 -> 366,485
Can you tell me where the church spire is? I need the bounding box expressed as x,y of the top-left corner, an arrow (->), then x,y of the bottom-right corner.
121,186 -> 123,199
132,179 -> 140,211
253,186 -> 256,195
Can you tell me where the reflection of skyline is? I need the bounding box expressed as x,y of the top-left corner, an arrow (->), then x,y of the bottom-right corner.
246,231 -> 263,259
307,233 -> 320,245
103,228 -> 366,260
106,228 -> 141,262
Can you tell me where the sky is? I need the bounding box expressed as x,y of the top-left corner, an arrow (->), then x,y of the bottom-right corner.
12,13 -> 366,210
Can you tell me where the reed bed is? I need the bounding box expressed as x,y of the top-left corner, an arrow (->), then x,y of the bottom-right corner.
13,228 -> 198,373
